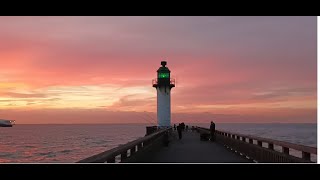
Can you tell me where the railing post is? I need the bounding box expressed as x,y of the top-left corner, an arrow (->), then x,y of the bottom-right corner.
282,147 -> 289,155
107,156 -> 115,163
236,136 -> 240,140
249,139 -> 253,144
121,151 -> 128,162
131,146 -> 136,156
257,141 -> 262,147
232,135 -> 235,139
137,143 -> 143,151
302,151 -> 311,161
242,137 -> 246,142
268,143 -> 274,150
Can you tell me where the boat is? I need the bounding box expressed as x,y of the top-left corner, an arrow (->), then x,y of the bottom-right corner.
0,119 -> 15,127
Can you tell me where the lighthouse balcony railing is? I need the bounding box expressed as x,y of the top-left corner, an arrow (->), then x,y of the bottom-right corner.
152,78 -> 175,87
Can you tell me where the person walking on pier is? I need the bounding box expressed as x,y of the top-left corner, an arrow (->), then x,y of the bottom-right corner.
210,121 -> 216,141
177,124 -> 182,140
173,124 -> 176,131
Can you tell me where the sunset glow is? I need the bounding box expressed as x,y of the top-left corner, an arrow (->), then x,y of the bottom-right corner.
0,16 -> 316,124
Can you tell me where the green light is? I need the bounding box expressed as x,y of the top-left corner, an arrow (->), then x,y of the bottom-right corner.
159,73 -> 169,78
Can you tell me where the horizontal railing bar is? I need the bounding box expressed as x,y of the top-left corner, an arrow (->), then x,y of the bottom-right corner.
78,128 -> 171,163
196,127 -> 317,155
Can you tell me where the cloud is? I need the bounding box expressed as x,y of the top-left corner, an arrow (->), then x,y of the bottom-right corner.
0,92 -> 48,98
0,17 -> 316,123
109,95 -> 156,111
251,86 -> 316,100
0,108 -> 316,124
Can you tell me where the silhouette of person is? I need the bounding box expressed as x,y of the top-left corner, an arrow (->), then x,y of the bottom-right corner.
210,121 -> 216,141
186,125 -> 188,131
173,124 -> 176,131
177,124 -> 182,140
181,122 -> 185,131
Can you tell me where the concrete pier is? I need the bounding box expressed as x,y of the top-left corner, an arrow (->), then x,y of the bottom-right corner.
78,127 -> 317,163
132,130 -> 250,163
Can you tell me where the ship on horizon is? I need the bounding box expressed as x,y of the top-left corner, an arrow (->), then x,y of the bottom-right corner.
0,119 -> 15,127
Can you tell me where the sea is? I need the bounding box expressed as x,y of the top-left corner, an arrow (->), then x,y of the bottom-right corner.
0,123 -> 317,163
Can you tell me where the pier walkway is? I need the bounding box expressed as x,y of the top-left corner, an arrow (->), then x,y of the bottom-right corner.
132,130 -> 250,163
78,127 -> 316,163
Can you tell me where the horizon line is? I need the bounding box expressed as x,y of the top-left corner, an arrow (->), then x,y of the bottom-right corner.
11,122 -> 317,125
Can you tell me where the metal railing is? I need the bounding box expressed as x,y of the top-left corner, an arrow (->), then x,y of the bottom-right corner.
196,127 -> 317,163
77,128 -> 171,163
152,78 -> 175,87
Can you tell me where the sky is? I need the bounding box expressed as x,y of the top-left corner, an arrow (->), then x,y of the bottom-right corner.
0,16 -> 317,124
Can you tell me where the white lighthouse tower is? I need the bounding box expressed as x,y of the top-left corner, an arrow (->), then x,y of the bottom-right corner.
152,61 -> 175,128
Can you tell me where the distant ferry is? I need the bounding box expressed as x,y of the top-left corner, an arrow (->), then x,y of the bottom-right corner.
0,119 -> 15,127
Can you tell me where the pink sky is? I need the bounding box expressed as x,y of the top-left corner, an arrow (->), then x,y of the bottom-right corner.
0,16 -> 317,124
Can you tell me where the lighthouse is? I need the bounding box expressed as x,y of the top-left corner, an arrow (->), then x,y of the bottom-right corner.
152,61 -> 175,128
